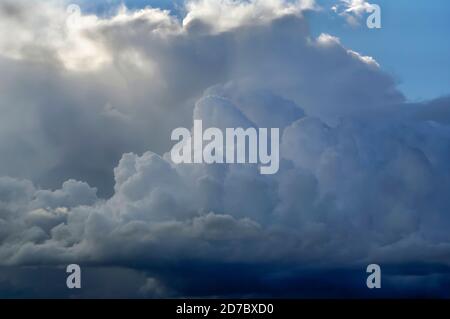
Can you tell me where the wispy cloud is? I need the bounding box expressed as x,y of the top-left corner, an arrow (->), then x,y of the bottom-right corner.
332,0 -> 377,26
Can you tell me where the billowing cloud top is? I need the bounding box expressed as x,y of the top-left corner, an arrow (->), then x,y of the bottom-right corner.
0,0 -> 450,298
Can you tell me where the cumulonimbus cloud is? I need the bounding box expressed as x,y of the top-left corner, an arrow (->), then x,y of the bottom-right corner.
0,0 -> 450,297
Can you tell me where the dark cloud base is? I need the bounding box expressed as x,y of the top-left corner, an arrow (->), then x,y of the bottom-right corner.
2,263 -> 450,298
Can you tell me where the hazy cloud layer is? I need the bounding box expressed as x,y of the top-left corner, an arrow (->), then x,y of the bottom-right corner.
0,0 -> 450,297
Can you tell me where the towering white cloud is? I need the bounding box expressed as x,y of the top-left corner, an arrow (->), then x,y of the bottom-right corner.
0,0 -> 449,297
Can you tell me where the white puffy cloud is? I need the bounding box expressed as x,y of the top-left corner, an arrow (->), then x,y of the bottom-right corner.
332,0 -> 378,26
0,0 -> 449,297
1,88 -> 450,294
0,0 -> 401,198
183,0 -> 316,33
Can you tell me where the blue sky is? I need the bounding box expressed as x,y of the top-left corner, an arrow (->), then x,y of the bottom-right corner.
76,0 -> 450,102
311,0 -> 450,102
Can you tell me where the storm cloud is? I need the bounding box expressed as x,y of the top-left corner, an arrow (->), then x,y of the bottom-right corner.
0,0 -> 450,297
